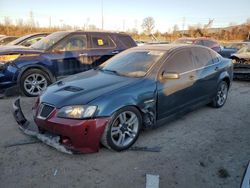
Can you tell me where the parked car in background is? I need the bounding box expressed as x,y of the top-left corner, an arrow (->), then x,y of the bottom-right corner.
135,40 -> 145,46
147,41 -> 170,45
0,31 -> 137,97
231,45 -> 250,79
223,42 -> 250,50
7,33 -> 49,47
174,37 -> 237,58
0,36 -> 18,46
13,44 -> 233,154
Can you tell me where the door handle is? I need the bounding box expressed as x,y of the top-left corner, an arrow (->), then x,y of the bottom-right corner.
214,67 -> 219,71
112,51 -> 119,54
79,53 -> 88,57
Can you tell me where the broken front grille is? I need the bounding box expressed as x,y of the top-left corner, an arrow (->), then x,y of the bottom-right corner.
38,103 -> 55,119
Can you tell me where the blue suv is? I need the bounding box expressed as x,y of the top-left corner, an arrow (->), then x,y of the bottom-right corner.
0,31 -> 136,97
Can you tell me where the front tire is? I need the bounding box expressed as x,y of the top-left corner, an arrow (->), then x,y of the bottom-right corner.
101,106 -> 142,151
210,81 -> 229,108
20,69 -> 51,97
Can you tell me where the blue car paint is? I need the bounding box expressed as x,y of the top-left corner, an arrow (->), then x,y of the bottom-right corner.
218,47 -> 237,59
0,32 -> 136,95
38,45 -> 233,128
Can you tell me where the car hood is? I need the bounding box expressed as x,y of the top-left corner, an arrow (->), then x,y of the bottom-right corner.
40,69 -> 139,108
0,45 -> 43,55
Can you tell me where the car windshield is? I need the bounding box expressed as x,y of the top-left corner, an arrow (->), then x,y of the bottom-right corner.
237,45 -> 250,54
99,50 -> 165,77
7,34 -> 33,45
31,32 -> 68,50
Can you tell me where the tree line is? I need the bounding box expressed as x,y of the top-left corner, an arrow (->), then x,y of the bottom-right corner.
0,16 -> 250,42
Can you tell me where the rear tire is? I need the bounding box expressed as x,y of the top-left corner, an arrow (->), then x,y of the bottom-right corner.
20,69 -> 51,97
210,81 -> 229,108
101,106 -> 142,151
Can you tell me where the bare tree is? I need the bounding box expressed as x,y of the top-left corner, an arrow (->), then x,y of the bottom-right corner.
4,16 -> 12,26
141,17 -> 155,35
16,18 -> 24,27
88,24 -> 98,31
28,11 -> 35,29
173,24 -> 179,32
246,18 -> 250,25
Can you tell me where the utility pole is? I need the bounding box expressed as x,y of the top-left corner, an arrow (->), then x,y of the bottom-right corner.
101,0 -> 104,30
182,17 -> 186,37
49,16 -> 51,28
123,19 -> 126,31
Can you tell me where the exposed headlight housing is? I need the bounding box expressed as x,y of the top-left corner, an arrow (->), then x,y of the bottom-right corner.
57,105 -> 97,119
0,54 -> 20,63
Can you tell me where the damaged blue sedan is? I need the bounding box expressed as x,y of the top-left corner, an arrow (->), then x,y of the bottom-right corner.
13,44 -> 233,153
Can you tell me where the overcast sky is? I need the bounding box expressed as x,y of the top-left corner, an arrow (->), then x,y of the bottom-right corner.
0,0 -> 249,32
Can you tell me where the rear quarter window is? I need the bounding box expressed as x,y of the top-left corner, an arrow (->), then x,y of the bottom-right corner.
209,50 -> 221,63
118,35 -> 136,48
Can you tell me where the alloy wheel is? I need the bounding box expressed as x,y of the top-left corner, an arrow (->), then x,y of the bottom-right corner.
216,83 -> 228,106
23,73 -> 48,96
110,111 -> 139,147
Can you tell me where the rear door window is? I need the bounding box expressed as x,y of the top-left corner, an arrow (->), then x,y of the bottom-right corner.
192,47 -> 214,68
118,35 -> 136,48
90,34 -> 115,48
163,49 -> 194,73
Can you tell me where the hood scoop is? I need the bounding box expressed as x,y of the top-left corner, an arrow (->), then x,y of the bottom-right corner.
63,86 -> 83,92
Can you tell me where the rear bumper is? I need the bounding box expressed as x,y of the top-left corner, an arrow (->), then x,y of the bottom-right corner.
12,98 -> 110,154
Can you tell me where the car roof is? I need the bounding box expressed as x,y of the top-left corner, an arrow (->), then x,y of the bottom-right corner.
52,30 -> 131,36
177,37 -> 216,41
132,44 -> 193,51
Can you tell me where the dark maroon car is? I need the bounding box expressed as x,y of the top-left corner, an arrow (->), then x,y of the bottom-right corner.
174,37 -> 237,58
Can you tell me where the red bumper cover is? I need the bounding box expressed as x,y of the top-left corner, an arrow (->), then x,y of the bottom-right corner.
35,113 -> 109,153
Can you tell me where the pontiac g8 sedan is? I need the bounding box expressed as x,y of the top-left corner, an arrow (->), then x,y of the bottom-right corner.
13,44 -> 233,153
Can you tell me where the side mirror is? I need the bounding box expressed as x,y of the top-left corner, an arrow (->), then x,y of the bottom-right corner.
161,72 -> 180,80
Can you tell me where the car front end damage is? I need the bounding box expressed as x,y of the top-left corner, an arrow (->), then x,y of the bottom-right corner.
232,55 -> 250,80
12,98 -> 110,154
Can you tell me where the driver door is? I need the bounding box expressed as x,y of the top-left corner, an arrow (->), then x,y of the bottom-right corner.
50,34 -> 91,77
157,49 -> 197,119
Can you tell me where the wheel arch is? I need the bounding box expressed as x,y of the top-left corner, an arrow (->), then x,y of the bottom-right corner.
17,64 -> 56,86
218,71 -> 231,88
94,94 -> 156,129
222,77 -> 230,88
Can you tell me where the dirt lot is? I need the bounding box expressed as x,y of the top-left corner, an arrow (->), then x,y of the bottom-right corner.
0,81 -> 250,188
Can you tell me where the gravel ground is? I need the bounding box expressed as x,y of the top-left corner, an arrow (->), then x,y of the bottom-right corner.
0,81 -> 250,188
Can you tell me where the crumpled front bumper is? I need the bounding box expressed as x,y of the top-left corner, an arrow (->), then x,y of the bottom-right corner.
12,98 -> 109,154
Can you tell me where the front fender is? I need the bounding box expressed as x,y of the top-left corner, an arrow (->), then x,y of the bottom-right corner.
91,80 -> 157,128
17,64 -> 55,81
